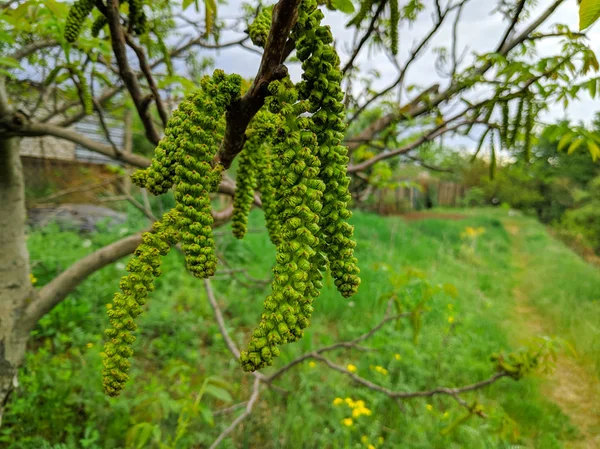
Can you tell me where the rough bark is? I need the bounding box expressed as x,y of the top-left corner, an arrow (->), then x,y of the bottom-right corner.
0,135 -> 32,426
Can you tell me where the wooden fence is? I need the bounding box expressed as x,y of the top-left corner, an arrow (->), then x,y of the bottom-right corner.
369,180 -> 466,215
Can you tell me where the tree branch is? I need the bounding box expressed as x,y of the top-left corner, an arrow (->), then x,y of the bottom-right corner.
208,377 -> 261,449
105,0 -> 161,144
22,233 -> 143,331
346,0 -> 566,151
10,39 -> 58,60
215,0 -> 301,169
342,0 -> 387,75
0,120 -> 151,167
125,35 -> 170,128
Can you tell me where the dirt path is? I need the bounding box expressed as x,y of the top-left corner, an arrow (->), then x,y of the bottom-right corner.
505,222 -> 600,449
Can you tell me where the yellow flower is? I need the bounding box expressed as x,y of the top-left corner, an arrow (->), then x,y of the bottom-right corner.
347,364 -> 357,373
394,353 -> 402,361
308,361 -> 316,368
373,365 -> 388,376
341,418 -> 353,427
29,273 -> 37,285
426,404 -> 433,412
333,398 -> 344,406
345,397 -> 355,407
368,445 -> 376,449
361,435 -> 369,444
86,342 -> 93,349
448,316 -> 455,324
354,400 -> 365,408
351,406 -> 372,418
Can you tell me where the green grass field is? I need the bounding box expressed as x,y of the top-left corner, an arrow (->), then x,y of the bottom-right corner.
3,207 -> 599,449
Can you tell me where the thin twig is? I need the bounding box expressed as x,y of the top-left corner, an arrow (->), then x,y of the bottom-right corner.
208,378 -> 261,449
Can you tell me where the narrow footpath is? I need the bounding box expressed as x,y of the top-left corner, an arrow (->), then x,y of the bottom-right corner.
505,221 -> 600,449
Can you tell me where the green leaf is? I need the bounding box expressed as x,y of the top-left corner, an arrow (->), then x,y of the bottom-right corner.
199,404 -> 215,426
557,133 -> 572,152
587,140 -> 600,161
204,0 -> 217,36
331,0 -> 355,13
205,384 -> 232,403
567,137 -> 585,155
590,79 -> 598,98
579,0 -> 600,30
182,0 -> 195,9
0,56 -> 22,69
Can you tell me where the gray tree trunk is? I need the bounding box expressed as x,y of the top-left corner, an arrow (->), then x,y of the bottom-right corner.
0,77 -> 33,425
0,135 -> 32,426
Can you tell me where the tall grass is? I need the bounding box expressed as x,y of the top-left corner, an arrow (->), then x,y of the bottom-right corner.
3,208 -> 590,449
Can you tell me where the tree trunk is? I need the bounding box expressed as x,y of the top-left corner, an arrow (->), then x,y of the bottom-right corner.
0,136 -> 32,426
0,75 -> 33,425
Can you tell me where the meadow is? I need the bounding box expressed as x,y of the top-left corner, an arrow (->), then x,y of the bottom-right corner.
3,206 -> 599,449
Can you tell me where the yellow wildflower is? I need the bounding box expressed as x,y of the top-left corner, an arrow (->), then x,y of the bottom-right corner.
426,404 -> 433,412
86,342 -> 93,349
352,406 -> 372,418
333,398 -> 344,406
347,364 -> 357,373
373,365 -> 388,376
361,435 -> 369,443
29,273 -> 37,285
341,418 -> 353,427
308,361 -> 316,368
368,445 -> 375,449
448,316 -> 455,324
394,353 -> 402,361
345,397 -> 355,407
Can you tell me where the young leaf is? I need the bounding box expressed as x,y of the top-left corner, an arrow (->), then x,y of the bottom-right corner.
331,0 -> 355,14
567,137 -> 585,154
579,0 -> 600,30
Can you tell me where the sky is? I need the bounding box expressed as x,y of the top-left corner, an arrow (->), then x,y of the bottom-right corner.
196,0 -> 600,137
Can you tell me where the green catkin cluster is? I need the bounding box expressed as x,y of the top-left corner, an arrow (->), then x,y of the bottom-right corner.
254,139 -> 281,245
128,0 -> 147,35
64,0 -> 95,43
510,95 -> 525,148
103,71 -> 241,396
102,210 -> 180,396
239,79 -> 326,371
294,0 -> 361,298
500,101 -> 509,150
389,0 -> 399,55
248,6 -> 273,47
231,111 -> 277,240
489,132 -> 497,179
523,97 -> 534,161
173,74 -> 242,278
231,141 -> 258,239
91,14 -> 108,37
70,65 -> 93,115
347,0 -> 374,27
134,71 -> 242,279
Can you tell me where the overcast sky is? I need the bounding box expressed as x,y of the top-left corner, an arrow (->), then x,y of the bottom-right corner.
200,0 -> 600,135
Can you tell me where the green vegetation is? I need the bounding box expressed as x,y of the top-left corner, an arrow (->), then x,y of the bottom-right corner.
5,207 -> 598,449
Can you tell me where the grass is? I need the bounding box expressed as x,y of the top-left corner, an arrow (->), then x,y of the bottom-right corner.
505,214 -> 600,376
3,206 -> 598,449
